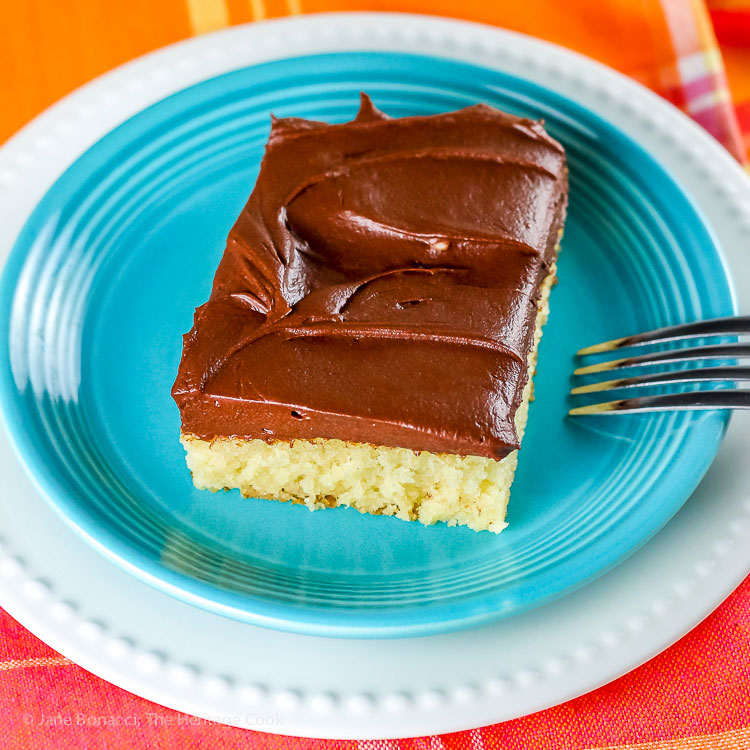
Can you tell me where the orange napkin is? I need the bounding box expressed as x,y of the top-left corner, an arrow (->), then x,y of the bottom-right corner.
2,0 -> 749,163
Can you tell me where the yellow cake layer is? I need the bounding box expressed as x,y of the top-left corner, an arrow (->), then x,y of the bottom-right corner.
181,264 -> 556,534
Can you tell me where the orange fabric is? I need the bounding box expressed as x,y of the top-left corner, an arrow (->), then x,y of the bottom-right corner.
305,0 -> 679,86
2,1 -> 749,747
0,576 -> 748,748
2,0 -> 748,161
0,2 -> 678,143
1,0 -> 191,144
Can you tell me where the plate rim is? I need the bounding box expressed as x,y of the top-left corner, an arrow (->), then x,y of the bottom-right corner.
0,13 -> 748,738
0,46 -> 737,638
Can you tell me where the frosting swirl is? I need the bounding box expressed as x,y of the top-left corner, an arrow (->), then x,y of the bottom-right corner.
173,95 -> 568,458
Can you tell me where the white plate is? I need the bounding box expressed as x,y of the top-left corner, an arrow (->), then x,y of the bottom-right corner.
0,13 -> 748,739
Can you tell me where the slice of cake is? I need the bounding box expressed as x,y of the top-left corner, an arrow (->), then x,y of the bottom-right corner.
172,94 -> 568,533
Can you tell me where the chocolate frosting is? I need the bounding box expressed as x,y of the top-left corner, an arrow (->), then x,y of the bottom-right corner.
172,95 -> 568,459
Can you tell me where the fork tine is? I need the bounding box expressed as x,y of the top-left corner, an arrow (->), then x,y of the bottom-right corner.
573,343 -> 750,376
569,390 -> 750,415
577,315 -> 750,355
570,366 -> 750,395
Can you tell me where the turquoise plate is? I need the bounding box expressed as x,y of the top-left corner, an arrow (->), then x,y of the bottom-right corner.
0,52 -> 735,638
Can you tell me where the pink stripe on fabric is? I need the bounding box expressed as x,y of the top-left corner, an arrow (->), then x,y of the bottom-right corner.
692,103 -> 732,134
682,72 -> 722,101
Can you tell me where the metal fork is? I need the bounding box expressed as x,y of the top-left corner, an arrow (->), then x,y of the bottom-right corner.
568,315 -> 750,415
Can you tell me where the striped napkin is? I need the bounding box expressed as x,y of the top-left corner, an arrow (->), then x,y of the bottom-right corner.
1,1 -> 749,748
